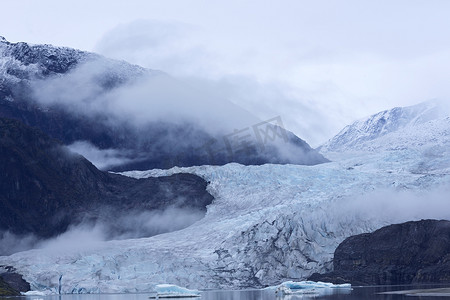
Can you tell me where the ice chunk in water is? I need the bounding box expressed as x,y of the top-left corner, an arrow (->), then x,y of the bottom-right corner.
152,284 -> 201,298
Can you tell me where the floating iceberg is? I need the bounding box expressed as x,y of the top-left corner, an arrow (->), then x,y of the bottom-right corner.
266,281 -> 351,295
150,284 -> 201,298
281,281 -> 351,290
276,285 -> 317,295
21,290 -> 49,296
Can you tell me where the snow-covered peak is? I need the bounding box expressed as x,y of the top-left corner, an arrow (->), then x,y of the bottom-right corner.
0,37 -> 90,75
321,100 -> 450,153
0,36 -> 154,106
0,36 -> 150,85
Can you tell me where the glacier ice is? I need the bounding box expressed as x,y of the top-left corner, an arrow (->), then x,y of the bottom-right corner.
0,106 -> 449,294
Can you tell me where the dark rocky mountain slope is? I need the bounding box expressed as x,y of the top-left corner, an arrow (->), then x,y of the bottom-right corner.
0,276 -> 20,296
0,269 -> 29,296
0,117 -> 213,243
309,219 -> 450,285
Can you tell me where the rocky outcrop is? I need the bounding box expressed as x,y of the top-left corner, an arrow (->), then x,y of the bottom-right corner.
0,267 -> 30,295
309,219 -> 450,285
0,277 -> 20,296
0,117 -> 213,246
0,277 -> 19,296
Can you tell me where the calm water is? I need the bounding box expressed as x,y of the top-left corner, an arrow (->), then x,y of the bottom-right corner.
2,285 -> 449,300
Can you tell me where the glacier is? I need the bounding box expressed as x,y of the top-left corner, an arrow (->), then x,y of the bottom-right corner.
0,101 -> 449,294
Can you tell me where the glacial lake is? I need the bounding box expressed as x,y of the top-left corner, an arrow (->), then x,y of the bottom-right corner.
3,285 -> 450,300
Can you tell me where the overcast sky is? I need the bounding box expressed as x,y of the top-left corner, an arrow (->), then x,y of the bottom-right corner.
2,0 -> 450,146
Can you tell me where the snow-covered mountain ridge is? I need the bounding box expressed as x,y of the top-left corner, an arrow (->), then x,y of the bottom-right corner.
0,102 -> 449,294
0,35 -> 148,83
320,100 -> 450,153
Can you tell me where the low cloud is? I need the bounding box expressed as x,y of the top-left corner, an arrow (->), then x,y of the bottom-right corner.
37,224 -> 106,254
94,18 -> 450,146
0,231 -> 39,256
2,184 -> 449,256
29,56 -> 328,168
102,206 -> 204,240
327,185 -> 450,227
0,206 -> 205,256
67,141 -> 138,170
30,58 -> 260,136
